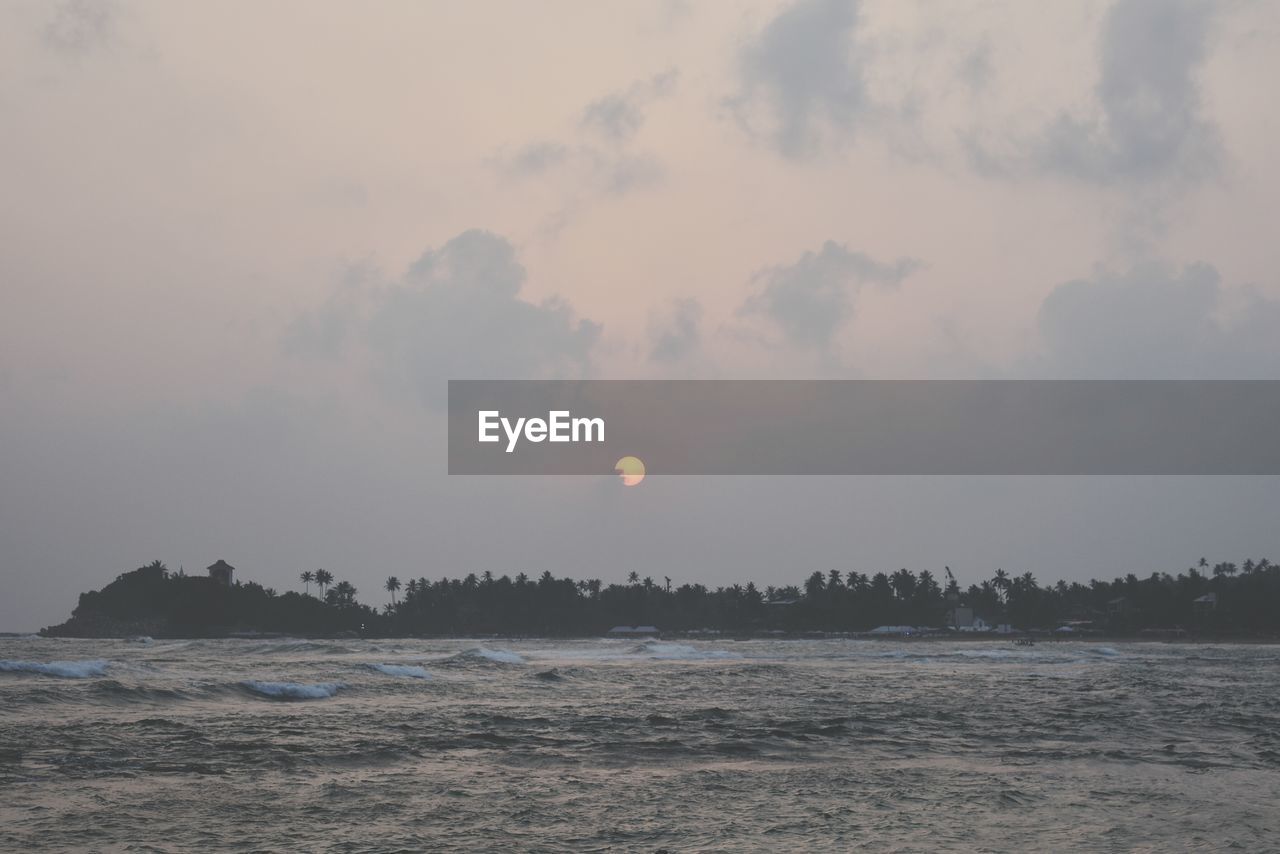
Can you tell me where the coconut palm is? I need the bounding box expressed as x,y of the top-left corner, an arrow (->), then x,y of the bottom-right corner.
300,570 -> 315,596
314,568 -> 334,598
385,576 -> 401,606
992,568 -> 1010,600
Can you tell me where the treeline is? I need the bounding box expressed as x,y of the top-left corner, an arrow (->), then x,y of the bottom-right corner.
377,559 -> 1280,637
42,561 -> 378,637
42,557 -> 1280,638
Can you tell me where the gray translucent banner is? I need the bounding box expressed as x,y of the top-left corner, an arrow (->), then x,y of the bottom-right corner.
448,380 -> 1280,475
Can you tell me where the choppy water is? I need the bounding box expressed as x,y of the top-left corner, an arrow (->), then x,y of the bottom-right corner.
2,637 -> 1278,852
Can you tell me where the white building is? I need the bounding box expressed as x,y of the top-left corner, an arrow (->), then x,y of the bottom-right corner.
607,625 -> 659,636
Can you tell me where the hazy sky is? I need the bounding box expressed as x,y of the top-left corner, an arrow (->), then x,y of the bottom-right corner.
3,0 -> 1279,630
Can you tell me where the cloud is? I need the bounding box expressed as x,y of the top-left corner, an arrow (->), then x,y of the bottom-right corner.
648,298 -> 703,362
599,153 -> 664,195
958,40 -> 993,93
1035,262 -> 1280,378
495,142 -> 571,179
1037,0 -> 1220,184
731,0 -> 869,159
740,241 -> 918,351
490,70 -> 677,210
288,231 -> 600,404
581,69 -> 679,143
44,0 -> 116,55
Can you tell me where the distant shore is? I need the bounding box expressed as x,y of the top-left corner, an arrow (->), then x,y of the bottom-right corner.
14,629 -> 1279,644
35,559 -> 1280,642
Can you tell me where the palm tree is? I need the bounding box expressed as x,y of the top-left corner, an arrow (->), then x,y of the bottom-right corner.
627,571 -> 640,585
385,576 -> 401,606
314,569 -> 333,599
300,570 -> 315,596
804,571 -> 826,599
992,568 -> 1010,601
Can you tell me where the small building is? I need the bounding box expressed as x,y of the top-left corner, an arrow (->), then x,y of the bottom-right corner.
1108,597 -> 1129,615
946,607 -> 991,632
1193,592 -> 1217,614
607,625 -> 659,636
947,606 -> 974,630
207,559 -> 235,586
868,625 -> 917,636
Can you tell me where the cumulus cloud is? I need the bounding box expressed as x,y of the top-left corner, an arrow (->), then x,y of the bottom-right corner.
288,231 -> 600,405
581,69 -> 679,143
740,241 -> 918,351
731,0 -> 869,159
1038,0 -> 1220,184
1035,262 -> 1280,378
648,298 -> 703,362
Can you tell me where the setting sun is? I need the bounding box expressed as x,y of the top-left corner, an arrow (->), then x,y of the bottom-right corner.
615,455 -> 645,486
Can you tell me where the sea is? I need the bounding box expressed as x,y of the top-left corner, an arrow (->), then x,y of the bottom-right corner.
1,636 -> 1278,852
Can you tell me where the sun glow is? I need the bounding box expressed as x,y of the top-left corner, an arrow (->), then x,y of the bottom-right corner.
615,456 -> 645,487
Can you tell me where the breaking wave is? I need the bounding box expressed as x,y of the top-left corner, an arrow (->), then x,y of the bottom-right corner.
446,647 -> 525,666
0,659 -> 110,678
629,641 -> 740,661
368,663 -> 431,679
238,680 -> 344,700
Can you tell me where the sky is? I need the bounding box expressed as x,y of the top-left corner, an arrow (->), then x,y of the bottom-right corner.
2,0 -> 1279,630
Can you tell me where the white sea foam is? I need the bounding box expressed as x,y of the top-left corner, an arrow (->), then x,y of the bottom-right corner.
239,680 -> 344,699
369,663 -> 431,679
632,641 -> 740,661
439,646 -> 526,665
1093,646 -> 1121,657
0,659 -> 110,678
473,647 -> 524,664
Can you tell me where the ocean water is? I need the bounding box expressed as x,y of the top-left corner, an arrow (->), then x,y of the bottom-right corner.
2,638 -> 1278,852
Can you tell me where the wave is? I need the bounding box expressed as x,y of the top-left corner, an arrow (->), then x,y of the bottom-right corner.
238,680 -> 344,700
91,680 -> 192,703
368,663 -> 431,679
445,647 -> 525,666
237,640 -> 358,656
0,659 -> 109,678
628,641 -> 740,661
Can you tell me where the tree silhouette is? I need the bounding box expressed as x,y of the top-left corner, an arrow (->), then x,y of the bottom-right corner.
314,569 -> 333,598
43,554 -> 1280,640
300,570 -> 315,596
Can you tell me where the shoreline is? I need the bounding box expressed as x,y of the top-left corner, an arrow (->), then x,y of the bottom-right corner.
13,631 -> 1280,645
